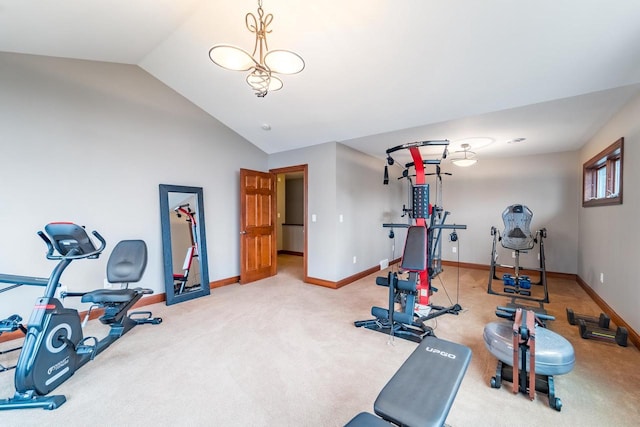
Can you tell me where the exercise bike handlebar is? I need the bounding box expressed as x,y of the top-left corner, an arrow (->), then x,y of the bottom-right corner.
37,228 -> 106,261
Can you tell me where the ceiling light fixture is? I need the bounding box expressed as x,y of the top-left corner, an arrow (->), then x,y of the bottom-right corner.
450,143 -> 477,167
208,0 -> 305,98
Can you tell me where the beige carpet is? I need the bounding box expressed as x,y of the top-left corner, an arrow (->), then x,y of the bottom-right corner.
1,254 -> 639,426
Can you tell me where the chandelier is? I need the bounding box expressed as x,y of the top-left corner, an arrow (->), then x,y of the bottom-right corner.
208,0 -> 305,97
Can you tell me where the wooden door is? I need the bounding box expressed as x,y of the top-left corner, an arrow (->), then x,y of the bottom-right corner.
240,168 -> 276,284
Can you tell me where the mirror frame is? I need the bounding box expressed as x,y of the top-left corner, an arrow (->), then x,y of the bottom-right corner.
159,184 -> 210,305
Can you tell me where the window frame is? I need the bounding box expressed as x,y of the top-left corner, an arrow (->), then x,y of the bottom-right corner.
582,137 -> 623,207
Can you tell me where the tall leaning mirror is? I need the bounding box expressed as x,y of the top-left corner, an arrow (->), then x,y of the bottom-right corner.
159,184 -> 210,305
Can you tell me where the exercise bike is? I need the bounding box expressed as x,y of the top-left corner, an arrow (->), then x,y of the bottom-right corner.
0,222 -> 162,411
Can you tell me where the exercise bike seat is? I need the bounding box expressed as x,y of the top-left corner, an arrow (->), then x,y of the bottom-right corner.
81,288 -> 138,304
500,204 -> 535,251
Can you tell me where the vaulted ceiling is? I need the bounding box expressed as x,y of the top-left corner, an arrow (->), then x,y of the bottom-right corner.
2,0 -> 640,162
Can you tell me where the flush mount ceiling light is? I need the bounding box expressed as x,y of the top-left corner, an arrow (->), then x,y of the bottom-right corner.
507,137 -> 527,144
208,0 -> 305,98
450,143 -> 477,167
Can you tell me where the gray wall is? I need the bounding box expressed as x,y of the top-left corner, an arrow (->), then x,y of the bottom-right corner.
335,143 -> 407,279
434,151 -> 580,274
0,52 -> 267,319
269,143 -> 407,282
285,178 -> 304,224
269,143 -> 338,279
578,92 -> 640,333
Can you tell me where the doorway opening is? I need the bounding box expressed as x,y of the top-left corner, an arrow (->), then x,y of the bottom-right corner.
271,164 -> 308,282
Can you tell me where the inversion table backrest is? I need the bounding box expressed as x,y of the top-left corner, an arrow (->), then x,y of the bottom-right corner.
501,204 -> 534,251
374,336 -> 472,427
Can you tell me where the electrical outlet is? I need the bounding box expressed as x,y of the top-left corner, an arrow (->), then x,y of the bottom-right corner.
353,256 -> 357,264
600,273 -> 604,283
452,247 -> 457,253
512,251 -> 516,258
104,278 -> 112,289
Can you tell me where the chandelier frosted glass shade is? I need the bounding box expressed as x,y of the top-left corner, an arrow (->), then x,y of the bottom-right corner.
264,50 -> 305,74
209,45 -> 256,71
209,46 -> 304,75
208,1 -> 305,97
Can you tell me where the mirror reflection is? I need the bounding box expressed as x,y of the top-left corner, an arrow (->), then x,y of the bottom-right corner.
170,198 -> 201,294
159,184 -> 210,305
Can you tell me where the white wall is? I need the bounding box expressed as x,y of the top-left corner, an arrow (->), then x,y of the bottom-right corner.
0,52 -> 267,320
578,92 -> 640,333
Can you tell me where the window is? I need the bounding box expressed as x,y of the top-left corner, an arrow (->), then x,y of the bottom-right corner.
583,137 -> 623,207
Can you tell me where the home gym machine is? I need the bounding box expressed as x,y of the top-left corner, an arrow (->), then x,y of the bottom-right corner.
173,203 -> 200,295
355,140 -> 467,343
0,222 -> 162,410
488,204 -> 549,308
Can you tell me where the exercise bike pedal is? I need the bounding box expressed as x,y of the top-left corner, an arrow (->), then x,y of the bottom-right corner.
76,336 -> 98,359
129,311 -> 162,325
0,314 -> 24,332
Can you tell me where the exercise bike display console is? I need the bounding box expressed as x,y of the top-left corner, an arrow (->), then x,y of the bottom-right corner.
0,222 -> 162,411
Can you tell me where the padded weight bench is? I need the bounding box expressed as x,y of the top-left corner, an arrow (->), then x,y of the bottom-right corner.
345,336 -> 472,427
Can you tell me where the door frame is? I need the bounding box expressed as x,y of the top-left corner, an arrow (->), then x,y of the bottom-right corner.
270,164 -> 308,282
